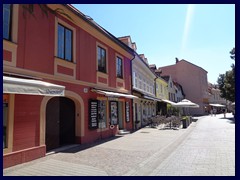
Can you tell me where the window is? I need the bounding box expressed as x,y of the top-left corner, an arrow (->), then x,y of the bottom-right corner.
147,81 -> 149,92
133,72 -> 138,88
143,79 -> 146,91
97,46 -> 106,73
116,56 -> 123,78
132,72 -> 135,87
98,100 -> 107,129
3,4 -> 12,40
57,24 -> 72,61
139,76 -> 142,89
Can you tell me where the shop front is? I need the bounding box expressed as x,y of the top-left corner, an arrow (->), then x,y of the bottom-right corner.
132,91 -> 158,130
90,88 -> 137,135
3,75 -> 66,168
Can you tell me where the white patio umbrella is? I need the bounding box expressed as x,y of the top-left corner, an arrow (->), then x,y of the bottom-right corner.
173,99 -> 199,108
173,99 -> 199,115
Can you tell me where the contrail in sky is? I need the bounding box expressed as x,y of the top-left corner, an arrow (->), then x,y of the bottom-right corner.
181,4 -> 196,55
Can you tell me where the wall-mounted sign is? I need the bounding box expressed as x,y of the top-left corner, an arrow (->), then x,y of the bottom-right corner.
110,101 -> 118,125
89,100 -> 98,129
125,101 -> 130,123
108,97 -> 118,101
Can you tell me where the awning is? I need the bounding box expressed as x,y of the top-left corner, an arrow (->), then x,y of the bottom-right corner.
161,99 -> 177,106
143,95 -> 161,101
209,104 -> 226,107
92,89 -> 138,99
3,76 -> 65,96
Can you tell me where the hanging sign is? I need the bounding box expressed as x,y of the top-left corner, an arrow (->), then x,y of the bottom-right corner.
89,100 -> 98,129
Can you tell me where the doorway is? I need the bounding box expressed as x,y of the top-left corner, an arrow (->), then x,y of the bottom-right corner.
46,97 -> 75,151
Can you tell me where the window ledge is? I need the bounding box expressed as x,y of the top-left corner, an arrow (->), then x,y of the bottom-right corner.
3,39 -> 18,48
97,71 -> 109,77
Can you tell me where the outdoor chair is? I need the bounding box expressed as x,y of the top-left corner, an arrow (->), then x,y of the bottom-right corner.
172,116 -> 181,129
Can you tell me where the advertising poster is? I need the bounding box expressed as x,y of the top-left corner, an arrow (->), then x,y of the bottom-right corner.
88,99 -> 98,129
126,101 -> 130,122
110,101 -> 118,125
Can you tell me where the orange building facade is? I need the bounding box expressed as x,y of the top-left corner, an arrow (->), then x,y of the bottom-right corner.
3,4 -> 135,168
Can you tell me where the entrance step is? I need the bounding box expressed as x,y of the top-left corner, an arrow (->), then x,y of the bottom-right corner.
46,144 -> 79,156
118,129 -> 130,135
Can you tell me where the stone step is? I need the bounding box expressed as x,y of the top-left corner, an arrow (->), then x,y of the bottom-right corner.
118,129 -> 130,135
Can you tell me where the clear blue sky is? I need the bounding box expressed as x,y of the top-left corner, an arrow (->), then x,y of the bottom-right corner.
72,4 -> 235,84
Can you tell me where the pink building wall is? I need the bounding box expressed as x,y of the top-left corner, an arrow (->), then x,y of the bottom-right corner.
160,60 -> 208,115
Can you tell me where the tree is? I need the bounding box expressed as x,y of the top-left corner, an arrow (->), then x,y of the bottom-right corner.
230,47 -> 235,60
217,74 -> 226,98
217,47 -> 235,102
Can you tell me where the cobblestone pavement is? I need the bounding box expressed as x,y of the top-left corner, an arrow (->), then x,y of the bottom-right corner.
3,113 -> 235,176
149,113 -> 235,176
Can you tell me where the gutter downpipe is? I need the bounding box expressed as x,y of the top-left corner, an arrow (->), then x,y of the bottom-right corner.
154,76 -> 158,115
130,53 -> 136,132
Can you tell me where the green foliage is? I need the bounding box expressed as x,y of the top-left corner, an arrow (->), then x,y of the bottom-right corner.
217,73 -> 226,98
217,47 -> 235,102
230,48 -> 235,60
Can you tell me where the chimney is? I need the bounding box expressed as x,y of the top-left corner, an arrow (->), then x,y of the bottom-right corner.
155,68 -> 162,76
175,57 -> 179,64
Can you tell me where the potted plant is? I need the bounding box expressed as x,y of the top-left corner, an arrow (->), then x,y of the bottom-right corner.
181,116 -> 188,128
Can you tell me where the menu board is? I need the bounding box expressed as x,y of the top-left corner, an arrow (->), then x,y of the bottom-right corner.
110,101 -> 118,125
89,100 -> 98,129
125,102 -> 130,123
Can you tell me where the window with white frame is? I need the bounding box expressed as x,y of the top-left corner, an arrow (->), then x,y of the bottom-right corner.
135,73 -> 138,88
133,72 -> 136,87
147,81 -> 149,92
143,79 -> 146,91
139,75 -> 142,89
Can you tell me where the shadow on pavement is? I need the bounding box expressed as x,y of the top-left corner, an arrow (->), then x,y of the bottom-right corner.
48,135 -> 123,154
219,117 -> 235,124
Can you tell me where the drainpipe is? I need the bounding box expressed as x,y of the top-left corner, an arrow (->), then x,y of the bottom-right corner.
130,53 -> 136,132
154,76 -> 158,115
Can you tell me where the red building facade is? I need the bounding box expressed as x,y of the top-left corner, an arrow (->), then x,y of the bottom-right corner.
3,4 -> 135,168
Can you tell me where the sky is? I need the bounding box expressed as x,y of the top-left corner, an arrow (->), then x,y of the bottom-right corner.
72,4 -> 235,84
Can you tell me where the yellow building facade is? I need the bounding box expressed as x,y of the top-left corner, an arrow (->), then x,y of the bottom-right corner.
156,77 -> 168,100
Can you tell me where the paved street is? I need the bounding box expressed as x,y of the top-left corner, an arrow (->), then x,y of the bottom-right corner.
3,113 -> 235,176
